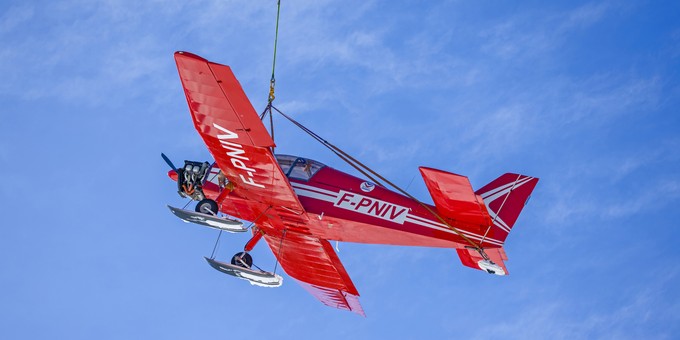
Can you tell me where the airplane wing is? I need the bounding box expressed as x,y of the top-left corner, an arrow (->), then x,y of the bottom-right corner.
174,51 -> 303,212
260,212 -> 365,316
175,51 -> 363,314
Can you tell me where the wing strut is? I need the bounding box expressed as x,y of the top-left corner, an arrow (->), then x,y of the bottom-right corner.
272,228 -> 287,275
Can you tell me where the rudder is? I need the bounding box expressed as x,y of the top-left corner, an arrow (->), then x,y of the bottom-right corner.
475,173 -> 538,240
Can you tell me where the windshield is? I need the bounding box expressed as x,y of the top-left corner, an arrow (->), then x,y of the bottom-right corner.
276,154 -> 325,180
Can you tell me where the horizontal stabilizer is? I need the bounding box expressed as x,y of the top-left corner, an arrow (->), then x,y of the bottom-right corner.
419,167 -> 492,227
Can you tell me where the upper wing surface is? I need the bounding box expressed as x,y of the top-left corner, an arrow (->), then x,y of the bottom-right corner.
174,51 -> 302,212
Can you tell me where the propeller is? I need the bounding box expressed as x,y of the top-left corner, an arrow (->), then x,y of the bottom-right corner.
161,153 -> 178,172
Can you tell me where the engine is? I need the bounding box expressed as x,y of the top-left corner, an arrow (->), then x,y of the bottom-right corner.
176,160 -> 211,201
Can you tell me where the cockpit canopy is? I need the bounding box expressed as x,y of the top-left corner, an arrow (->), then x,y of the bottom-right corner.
275,154 -> 325,181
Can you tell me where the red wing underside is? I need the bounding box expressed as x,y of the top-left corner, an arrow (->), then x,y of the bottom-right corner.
175,51 -> 363,315
174,51 -> 302,212
263,229 -> 364,316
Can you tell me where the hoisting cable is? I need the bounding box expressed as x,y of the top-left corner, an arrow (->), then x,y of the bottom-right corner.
271,105 -> 484,252
256,1 -> 484,256
260,102 -> 276,153
268,0 -> 282,105
259,0 -> 282,153
269,107 -> 275,146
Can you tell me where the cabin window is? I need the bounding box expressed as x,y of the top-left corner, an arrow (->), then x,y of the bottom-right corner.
276,154 -> 325,180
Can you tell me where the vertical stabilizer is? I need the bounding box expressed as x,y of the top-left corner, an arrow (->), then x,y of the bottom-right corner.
474,173 -> 539,242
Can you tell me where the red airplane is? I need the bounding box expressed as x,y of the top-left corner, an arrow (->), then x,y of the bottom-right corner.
164,51 -> 539,316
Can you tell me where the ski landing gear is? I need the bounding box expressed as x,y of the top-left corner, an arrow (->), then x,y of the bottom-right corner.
206,228 -> 283,287
167,205 -> 247,233
205,256 -> 282,288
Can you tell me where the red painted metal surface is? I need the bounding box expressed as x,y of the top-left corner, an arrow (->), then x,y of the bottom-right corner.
171,51 -> 539,316
263,231 -> 364,316
474,173 -> 539,245
174,51 -> 303,213
457,247 -> 509,274
419,167 -> 492,227
243,228 -> 264,252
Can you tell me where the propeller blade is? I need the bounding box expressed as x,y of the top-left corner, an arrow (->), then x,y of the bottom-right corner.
161,153 -> 178,172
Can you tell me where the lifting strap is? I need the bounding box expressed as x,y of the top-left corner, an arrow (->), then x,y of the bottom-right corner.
271,105 -> 484,252
255,1 -> 485,257
271,106 -> 385,187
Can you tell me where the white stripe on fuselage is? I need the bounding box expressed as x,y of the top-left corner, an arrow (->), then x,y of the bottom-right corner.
291,182 -> 339,198
290,182 -> 503,246
405,214 -> 503,246
293,187 -> 337,203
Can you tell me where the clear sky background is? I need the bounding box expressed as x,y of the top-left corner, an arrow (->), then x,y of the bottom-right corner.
1,0 -> 679,339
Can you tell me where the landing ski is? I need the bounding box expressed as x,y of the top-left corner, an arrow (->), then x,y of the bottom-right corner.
205,257 -> 283,288
167,205 -> 246,233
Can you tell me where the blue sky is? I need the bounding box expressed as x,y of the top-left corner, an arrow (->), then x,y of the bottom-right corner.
1,0 -> 679,338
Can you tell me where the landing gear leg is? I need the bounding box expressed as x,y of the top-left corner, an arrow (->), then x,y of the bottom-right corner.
230,228 -> 264,269
244,228 -> 264,252
204,227 -> 282,287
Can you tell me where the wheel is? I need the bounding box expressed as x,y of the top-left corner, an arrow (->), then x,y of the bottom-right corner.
195,199 -> 218,215
231,252 -> 253,268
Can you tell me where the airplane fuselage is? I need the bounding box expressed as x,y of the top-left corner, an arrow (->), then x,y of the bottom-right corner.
196,156 -> 504,249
